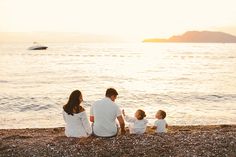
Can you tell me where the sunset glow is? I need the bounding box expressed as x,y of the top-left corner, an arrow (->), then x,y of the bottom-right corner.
1,0 -> 236,39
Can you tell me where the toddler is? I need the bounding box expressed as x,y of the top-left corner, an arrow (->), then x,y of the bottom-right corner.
152,110 -> 168,133
122,109 -> 148,134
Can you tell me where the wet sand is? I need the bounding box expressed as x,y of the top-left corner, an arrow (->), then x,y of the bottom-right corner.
0,125 -> 236,157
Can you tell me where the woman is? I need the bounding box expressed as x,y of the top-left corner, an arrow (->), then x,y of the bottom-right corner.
63,90 -> 92,137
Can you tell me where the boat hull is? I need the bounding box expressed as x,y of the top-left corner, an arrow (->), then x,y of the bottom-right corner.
28,46 -> 48,50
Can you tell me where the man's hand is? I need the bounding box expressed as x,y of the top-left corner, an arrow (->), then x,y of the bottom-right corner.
120,129 -> 126,135
90,116 -> 94,122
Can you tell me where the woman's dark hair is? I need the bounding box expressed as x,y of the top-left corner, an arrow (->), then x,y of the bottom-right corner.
137,109 -> 146,120
63,90 -> 82,115
105,88 -> 118,97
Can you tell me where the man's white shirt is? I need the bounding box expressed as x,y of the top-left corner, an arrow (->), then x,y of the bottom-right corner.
90,97 -> 122,137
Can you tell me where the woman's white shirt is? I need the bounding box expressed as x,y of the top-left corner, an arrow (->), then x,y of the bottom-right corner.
124,115 -> 148,134
63,110 -> 92,137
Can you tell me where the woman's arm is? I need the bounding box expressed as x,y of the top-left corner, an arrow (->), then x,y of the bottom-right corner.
81,113 -> 92,135
62,111 -> 66,121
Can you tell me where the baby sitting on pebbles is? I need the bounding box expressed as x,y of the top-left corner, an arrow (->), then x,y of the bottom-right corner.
152,110 -> 168,133
122,109 -> 148,134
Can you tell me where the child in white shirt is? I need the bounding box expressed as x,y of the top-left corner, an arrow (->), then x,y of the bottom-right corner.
152,110 -> 168,133
122,109 -> 148,134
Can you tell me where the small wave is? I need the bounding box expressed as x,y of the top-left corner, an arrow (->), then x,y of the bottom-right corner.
194,94 -> 236,102
0,95 -> 57,112
0,80 -> 9,83
209,95 -> 223,98
176,77 -> 190,81
19,104 -> 54,112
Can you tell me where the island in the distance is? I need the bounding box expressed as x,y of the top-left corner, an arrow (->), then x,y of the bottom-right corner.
143,31 -> 236,43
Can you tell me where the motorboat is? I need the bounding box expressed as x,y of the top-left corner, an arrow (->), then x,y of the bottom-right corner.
28,42 -> 48,50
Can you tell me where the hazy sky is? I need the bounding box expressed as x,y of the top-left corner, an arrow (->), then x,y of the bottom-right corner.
1,0 -> 236,38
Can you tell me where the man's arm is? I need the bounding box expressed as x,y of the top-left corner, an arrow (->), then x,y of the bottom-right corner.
117,115 -> 126,135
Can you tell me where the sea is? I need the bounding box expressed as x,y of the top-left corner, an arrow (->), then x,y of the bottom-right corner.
0,42 -> 236,129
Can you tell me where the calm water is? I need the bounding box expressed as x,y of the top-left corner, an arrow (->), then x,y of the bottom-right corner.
0,42 -> 236,129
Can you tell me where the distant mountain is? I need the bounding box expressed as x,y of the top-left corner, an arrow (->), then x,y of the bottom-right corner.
143,31 -> 236,43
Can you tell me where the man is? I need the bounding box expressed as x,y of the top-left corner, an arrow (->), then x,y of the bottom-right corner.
90,88 -> 126,137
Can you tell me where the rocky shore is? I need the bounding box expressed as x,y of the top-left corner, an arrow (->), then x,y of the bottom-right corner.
0,125 -> 236,157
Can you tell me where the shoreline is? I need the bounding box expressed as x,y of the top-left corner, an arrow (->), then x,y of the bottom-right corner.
1,123 -> 236,130
1,125 -> 236,156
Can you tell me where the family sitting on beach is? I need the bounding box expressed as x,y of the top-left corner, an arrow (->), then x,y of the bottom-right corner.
63,88 -> 168,138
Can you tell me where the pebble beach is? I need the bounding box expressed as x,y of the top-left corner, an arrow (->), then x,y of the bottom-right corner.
0,125 -> 235,157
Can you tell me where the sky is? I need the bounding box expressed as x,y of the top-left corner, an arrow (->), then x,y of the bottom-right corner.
1,0 -> 236,39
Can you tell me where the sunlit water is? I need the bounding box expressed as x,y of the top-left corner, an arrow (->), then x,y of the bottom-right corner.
0,42 -> 236,129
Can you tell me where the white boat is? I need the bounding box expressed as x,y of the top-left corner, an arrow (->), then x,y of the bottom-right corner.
28,42 -> 48,50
